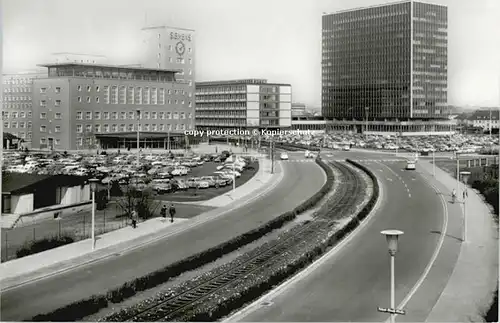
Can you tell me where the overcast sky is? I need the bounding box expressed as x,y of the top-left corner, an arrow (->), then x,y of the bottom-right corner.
3,0 -> 500,108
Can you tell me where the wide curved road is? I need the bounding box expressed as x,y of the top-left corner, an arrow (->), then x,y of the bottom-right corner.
230,155 -> 463,322
1,155 -> 326,321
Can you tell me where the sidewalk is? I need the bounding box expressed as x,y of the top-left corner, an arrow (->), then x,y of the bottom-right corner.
0,158 -> 285,289
419,160 -> 498,322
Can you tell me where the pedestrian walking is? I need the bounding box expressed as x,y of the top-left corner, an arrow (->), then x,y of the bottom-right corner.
169,203 -> 176,223
131,210 -> 137,228
160,205 -> 167,219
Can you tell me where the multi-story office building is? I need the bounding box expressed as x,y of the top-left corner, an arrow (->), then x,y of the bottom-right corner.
141,26 -> 196,129
291,103 -> 307,116
31,63 -> 194,150
195,79 -> 292,130
322,0 -> 453,134
2,71 -> 47,146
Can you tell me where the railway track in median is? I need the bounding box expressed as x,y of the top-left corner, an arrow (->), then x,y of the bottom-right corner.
103,161 -> 367,322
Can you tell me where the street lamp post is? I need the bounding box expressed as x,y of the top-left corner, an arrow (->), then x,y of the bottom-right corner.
379,230 -> 405,323
456,153 -> 460,195
136,109 -> 141,168
89,178 -> 99,250
365,107 -> 370,135
460,171 -> 471,243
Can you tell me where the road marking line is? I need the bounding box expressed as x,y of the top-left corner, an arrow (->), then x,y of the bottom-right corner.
223,164 -> 386,322
383,168 -> 448,322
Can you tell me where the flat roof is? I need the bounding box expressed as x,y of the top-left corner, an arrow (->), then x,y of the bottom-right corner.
51,52 -> 108,58
95,132 -> 185,139
196,79 -> 291,87
142,25 -> 195,32
323,0 -> 446,16
37,62 -> 182,74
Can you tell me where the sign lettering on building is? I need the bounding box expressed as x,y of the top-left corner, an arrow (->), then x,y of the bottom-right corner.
170,32 -> 192,42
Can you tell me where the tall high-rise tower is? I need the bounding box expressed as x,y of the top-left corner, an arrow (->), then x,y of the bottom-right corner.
322,1 -> 448,121
140,26 -> 196,130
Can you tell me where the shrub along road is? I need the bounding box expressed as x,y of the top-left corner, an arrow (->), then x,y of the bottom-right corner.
231,159 -> 461,322
0,155 -> 326,321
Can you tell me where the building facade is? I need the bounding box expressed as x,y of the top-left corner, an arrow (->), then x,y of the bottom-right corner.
291,102 -> 307,116
469,109 -> 500,131
31,63 -> 193,150
195,79 -> 292,130
322,0 -> 451,133
141,26 -> 195,86
2,71 -> 47,146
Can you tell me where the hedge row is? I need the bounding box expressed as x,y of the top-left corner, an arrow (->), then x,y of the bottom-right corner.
168,160 -> 380,321
31,158 -> 335,322
15,235 -> 75,259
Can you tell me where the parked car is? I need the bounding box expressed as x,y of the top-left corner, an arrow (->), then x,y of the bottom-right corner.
171,179 -> 189,190
154,183 -> 173,193
280,152 -> 289,160
193,178 -> 210,189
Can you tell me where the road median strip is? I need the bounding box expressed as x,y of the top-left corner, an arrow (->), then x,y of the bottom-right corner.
29,158 -> 335,322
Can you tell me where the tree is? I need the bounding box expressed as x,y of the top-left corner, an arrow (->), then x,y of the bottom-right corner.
110,181 -> 123,197
115,185 -> 160,221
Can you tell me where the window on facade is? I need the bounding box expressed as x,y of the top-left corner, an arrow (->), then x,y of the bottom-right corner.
3,122 -> 9,128
159,124 -> 165,131
173,112 -> 179,119
40,100 -> 46,107
95,124 -> 101,133
127,86 -> 134,104
40,137 -> 47,144
40,112 -> 47,119
119,124 -> 125,132
151,112 -> 157,119
40,87 -> 47,93
78,85 -> 82,91
127,124 -> 134,131
40,125 -> 47,132
85,124 -> 92,132
55,139 -> 60,145
12,112 -> 18,118
180,112 -> 185,119
19,122 -> 25,128
111,124 -> 117,132
78,96 -> 82,103
135,87 -> 142,104
166,112 -> 172,119
55,126 -> 61,133
188,113 -> 193,119
85,112 -> 92,120
151,88 -> 158,104
143,111 -> 149,119
159,112 -> 165,119
104,112 -> 110,119
112,112 -> 118,120
128,111 -> 134,119
143,87 -> 150,104
55,100 -> 61,107
144,124 -> 150,131
119,86 -> 126,104
103,86 -> 110,104
11,122 -> 17,128
103,124 -> 109,132
159,89 -> 165,104
120,111 -> 126,119
93,111 -> 100,120
55,87 -> 61,93
96,86 -> 100,92
111,86 -> 118,104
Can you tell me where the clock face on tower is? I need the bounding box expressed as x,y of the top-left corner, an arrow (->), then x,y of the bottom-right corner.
175,41 -> 186,57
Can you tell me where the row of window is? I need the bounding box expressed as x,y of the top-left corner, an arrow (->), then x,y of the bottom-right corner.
8,131 -> 31,140
75,111 -> 193,120
3,96 -> 31,102
73,123 -> 192,133
3,78 -> 39,85
3,121 -> 32,129
4,87 -> 32,93
3,111 -> 33,118
196,85 -> 247,93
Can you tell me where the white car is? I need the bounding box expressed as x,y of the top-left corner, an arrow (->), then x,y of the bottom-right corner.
343,145 -> 351,151
406,160 -> 416,170
280,153 -> 289,160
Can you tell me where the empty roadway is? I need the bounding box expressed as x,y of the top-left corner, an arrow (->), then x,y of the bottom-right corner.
230,157 -> 462,322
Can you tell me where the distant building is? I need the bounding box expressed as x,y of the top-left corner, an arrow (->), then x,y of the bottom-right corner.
291,103 -> 307,116
31,62 -> 193,150
195,79 -> 292,130
468,109 -> 500,131
322,1 -> 453,135
2,70 -> 47,146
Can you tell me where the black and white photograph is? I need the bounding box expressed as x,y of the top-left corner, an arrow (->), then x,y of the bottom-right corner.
1,0 -> 499,321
